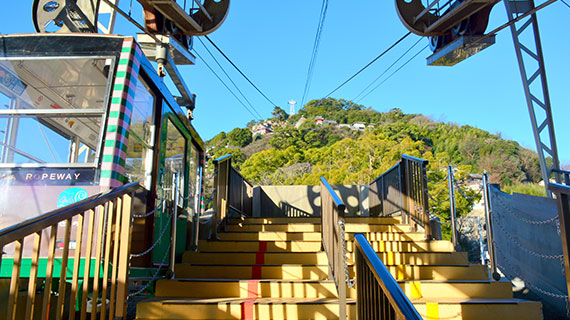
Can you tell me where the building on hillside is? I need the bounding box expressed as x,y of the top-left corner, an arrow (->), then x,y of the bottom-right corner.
295,116 -> 306,129
252,123 -> 273,136
314,116 -> 324,125
322,120 -> 338,125
338,123 -> 351,129
352,122 -> 366,131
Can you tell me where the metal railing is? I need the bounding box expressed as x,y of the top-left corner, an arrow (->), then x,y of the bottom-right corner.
319,177 -> 347,320
369,154 -> 432,238
212,154 -> 253,239
552,169 -> 570,186
401,155 -> 431,236
547,182 -> 570,301
354,233 -> 422,320
0,182 -> 141,320
369,163 -> 402,217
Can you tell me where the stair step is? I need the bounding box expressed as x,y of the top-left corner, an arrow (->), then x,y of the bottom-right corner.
217,231 -> 427,241
198,240 -> 322,252
347,232 -> 427,241
182,251 -> 468,266
412,298 -> 543,320
174,263 -> 489,281
182,251 -> 329,265
198,239 -> 454,253
225,223 -> 321,232
154,279 -> 513,300
174,264 -> 331,280
154,279 -> 346,298
346,240 -> 454,252
399,280 -> 514,299
136,297 -> 356,320
225,223 -> 413,233
217,231 -> 322,241
227,216 -> 402,225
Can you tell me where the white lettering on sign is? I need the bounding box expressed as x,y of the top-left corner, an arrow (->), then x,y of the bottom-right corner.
24,172 -> 81,181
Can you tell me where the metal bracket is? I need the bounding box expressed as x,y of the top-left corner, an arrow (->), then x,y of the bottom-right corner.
504,0 -> 560,197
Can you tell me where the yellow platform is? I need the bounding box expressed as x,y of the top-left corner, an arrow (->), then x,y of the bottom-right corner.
136,216 -> 542,319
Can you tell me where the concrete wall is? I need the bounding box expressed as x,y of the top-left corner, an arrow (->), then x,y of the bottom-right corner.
252,185 -> 369,217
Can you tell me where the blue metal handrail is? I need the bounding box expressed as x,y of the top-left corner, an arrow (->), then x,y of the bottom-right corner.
213,153 -> 232,163
354,233 -> 422,320
320,177 -> 345,210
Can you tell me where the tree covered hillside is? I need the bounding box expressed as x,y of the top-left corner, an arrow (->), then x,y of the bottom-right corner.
205,98 -> 545,238
207,98 -> 541,187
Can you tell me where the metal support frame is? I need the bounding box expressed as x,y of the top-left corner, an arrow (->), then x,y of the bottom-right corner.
504,0 -> 560,197
547,183 -> 570,301
482,173 -> 501,281
448,166 -> 458,250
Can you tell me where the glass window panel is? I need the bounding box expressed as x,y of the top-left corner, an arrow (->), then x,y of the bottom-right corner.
0,58 -> 110,110
164,119 -> 186,204
130,76 -> 155,146
0,115 -> 101,164
125,135 -> 153,189
0,57 -> 111,165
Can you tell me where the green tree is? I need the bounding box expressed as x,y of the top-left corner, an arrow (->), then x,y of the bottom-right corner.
272,106 -> 288,122
227,127 -> 253,147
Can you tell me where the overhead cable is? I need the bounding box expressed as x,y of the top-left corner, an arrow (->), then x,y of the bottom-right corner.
194,49 -> 262,120
324,32 -> 411,97
561,0 -> 570,9
300,0 -> 330,108
196,37 -> 264,119
204,35 -> 278,107
357,45 -> 428,102
353,36 -> 423,101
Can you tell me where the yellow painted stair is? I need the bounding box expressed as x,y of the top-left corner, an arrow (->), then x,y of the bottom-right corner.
136,216 -> 542,319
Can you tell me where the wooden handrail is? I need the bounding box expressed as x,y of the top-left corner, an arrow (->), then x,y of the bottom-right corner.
0,183 -> 140,246
320,177 -> 347,320
212,154 -> 254,239
354,233 -> 422,320
0,182 -> 143,319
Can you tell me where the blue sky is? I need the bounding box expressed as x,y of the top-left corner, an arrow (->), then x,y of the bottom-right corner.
2,1 -> 568,164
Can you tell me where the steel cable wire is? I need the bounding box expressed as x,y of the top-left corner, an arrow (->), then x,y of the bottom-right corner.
324,32 -> 412,97
301,0 -> 329,107
493,216 -> 563,260
495,245 -> 568,300
130,210 -> 175,258
494,194 -> 559,225
128,241 -> 172,297
204,36 -> 278,107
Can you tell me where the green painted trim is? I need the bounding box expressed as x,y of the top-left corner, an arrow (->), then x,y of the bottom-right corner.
1,258 -> 102,279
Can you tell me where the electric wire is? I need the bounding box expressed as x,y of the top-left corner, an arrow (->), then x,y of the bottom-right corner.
324,32 -> 412,97
196,37 -> 264,119
561,0 -> 570,9
300,0 -> 329,108
357,45 -> 428,102
204,35 -> 278,107
353,36 -> 423,101
193,49 -> 261,120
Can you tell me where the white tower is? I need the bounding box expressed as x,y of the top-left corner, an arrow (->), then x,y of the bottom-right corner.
288,100 -> 297,116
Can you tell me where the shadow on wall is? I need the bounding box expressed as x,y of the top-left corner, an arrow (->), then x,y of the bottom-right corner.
253,185 -> 369,217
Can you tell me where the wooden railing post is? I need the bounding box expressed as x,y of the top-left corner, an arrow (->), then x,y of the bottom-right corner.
116,192 -> 134,318
320,177 -> 347,320
0,182 -> 141,320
